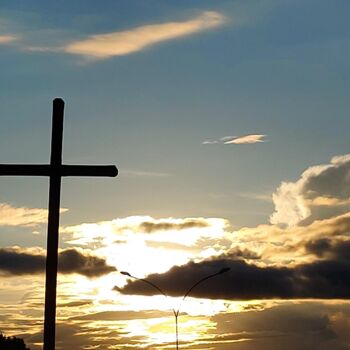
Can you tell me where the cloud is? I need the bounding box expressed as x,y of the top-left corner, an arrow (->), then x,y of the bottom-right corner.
139,218 -> 210,233
224,134 -> 266,144
116,258 -> 293,300
0,202 -> 67,227
117,250 -> 350,300
0,35 -> 16,44
64,11 -> 226,60
270,154 -> 350,227
208,303 -> 347,350
305,239 -> 350,262
63,216 -> 229,279
234,212 -> 350,267
58,248 -> 116,277
202,140 -> 219,144
63,216 -> 227,247
123,169 -> 171,178
0,203 -> 48,227
239,192 -> 272,202
202,134 -> 266,145
220,136 -> 236,142
70,309 -> 168,321
11,303 -> 350,350
0,247 -> 115,277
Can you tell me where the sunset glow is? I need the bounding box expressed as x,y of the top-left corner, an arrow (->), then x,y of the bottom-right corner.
1,1 -> 350,349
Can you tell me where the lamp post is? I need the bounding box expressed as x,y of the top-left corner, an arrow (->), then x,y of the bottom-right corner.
120,267 -> 230,350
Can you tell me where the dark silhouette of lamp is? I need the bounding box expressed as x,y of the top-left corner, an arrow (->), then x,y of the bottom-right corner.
120,267 -> 230,349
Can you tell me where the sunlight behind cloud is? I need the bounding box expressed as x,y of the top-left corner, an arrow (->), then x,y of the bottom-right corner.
63,216 -> 230,278
64,11 -> 226,59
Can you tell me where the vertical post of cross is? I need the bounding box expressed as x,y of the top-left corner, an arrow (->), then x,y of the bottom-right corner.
0,98 -> 118,350
43,99 -> 64,350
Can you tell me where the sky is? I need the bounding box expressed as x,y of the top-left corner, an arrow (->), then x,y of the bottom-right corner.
1,0 -> 350,349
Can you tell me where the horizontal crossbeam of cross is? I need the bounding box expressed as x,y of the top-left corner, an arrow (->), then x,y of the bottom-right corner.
0,164 -> 118,177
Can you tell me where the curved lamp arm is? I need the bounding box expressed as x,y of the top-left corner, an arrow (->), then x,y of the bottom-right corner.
120,271 -> 176,315
120,267 -> 230,317
120,267 -> 230,350
175,267 -> 230,316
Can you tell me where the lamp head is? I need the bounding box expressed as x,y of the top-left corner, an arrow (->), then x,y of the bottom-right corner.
218,267 -> 230,274
120,271 -> 131,277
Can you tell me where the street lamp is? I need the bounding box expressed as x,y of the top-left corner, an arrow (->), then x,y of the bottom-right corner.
120,267 -> 230,350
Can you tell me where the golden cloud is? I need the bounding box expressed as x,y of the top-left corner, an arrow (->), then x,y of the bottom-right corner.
64,11 -> 226,59
0,203 -> 67,227
270,154 -> 350,227
224,134 -> 266,144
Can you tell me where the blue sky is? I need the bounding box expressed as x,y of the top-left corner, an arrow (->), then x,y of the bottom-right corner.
1,0 -> 349,228
1,1 -> 350,349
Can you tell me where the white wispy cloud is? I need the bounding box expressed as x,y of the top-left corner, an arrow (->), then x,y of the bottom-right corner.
64,11 -> 226,59
220,135 -> 236,141
202,134 -> 267,145
239,192 -> 272,202
0,35 -> 16,44
123,169 -> 171,178
202,140 -> 219,145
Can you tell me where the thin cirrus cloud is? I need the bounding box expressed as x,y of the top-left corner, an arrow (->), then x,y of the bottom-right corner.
0,35 -> 16,44
203,134 -> 266,145
64,11 -> 226,60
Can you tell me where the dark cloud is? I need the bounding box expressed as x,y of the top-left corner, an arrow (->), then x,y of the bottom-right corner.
303,158 -> 350,201
139,219 -> 209,233
59,300 -> 93,308
117,254 -> 350,299
116,259 -> 294,299
219,247 -> 260,260
305,238 -> 332,257
0,248 -> 45,275
58,248 -> 116,277
306,239 -> 350,261
0,248 -> 115,277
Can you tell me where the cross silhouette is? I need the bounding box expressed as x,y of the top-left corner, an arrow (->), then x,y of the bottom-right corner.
0,99 -> 118,350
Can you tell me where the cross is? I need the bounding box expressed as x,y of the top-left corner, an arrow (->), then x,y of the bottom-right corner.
0,99 -> 118,350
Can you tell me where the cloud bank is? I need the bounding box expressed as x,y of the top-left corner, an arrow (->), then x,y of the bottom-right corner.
64,11 -> 226,59
117,251 -> 350,300
139,218 -> 210,233
0,247 -> 115,277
